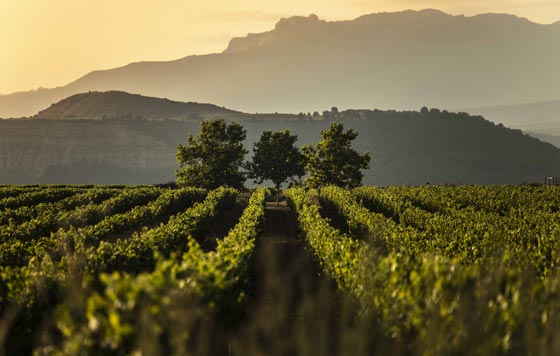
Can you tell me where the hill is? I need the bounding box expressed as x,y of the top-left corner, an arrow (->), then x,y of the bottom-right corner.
34,91 -> 239,119
528,132 -> 560,149
0,9 -> 559,118
0,107 -> 558,185
467,100 -> 560,147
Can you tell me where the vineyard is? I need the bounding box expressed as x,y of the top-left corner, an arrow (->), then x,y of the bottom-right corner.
1,184 -> 560,354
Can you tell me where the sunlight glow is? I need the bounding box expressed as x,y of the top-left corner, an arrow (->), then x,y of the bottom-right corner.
0,0 -> 558,94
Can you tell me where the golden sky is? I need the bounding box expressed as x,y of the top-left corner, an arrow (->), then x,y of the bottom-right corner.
1,0 -> 559,94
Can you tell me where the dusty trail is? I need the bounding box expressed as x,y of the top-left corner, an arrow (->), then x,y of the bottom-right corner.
229,201 -> 342,356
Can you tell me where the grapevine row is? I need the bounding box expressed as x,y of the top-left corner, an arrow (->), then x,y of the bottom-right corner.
0,187 -> 164,266
87,187 -> 235,274
51,188 -> 265,353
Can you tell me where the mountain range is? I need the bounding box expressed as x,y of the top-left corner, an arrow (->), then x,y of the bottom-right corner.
1,9 -> 559,120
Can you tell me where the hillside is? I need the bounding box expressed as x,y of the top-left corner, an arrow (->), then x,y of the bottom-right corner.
0,9 -> 559,118
0,108 -> 558,185
467,100 -> 560,146
34,91 -> 239,119
528,132 -> 560,149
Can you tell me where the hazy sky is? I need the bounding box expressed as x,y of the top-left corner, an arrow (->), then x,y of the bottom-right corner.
1,0 -> 559,94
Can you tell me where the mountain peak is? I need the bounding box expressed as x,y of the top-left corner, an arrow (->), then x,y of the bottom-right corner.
224,13 -> 327,53
274,14 -> 323,31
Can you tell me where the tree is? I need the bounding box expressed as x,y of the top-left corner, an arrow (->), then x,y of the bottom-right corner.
247,130 -> 305,201
302,122 -> 370,188
176,119 -> 247,189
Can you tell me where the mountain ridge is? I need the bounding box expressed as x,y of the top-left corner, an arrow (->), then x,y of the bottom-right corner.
1,9 -> 559,118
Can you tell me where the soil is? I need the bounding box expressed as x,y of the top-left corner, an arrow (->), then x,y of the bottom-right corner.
228,201 -> 344,356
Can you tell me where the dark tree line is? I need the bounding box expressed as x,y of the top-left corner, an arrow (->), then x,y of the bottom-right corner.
176,119 -> 370,190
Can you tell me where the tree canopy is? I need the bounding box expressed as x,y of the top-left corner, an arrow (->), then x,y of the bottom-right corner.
247,130 -> 305,193
176,119 -> 247,189
302,122 -> 370,188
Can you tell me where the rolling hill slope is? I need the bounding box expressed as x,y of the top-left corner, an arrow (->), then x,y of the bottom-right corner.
34,91 -> 238,119
468,100 -> 560,147
1,104 -> 558,185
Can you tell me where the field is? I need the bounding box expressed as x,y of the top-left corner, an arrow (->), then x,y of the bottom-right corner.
1,184 -> 560,355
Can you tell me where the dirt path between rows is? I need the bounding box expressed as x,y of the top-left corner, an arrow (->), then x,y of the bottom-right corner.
228,201 -> 342,355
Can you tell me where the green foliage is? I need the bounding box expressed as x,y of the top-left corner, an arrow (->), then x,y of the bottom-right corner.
50,188 -> 264,353
75,187 -> 206,249
286,187 -> 372,302
88,187 -> 236,274
176,119 -> 248,189
302,122 -> 370,189
247,130 -> 305,191
319,185 -> 418,252
0,188 -> 117,242
290,185 -> 560,353
3,184 -> 560,354
0,188 -> 122,266
0,186 -> 42,200
0,187 -> 81,211
179,188 -> 266,310
353,186 -> 560,272
57,187 -> 161,230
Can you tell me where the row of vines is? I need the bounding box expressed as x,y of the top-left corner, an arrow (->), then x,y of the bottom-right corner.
0,185 -> 266,354
287,185 -> 560,354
